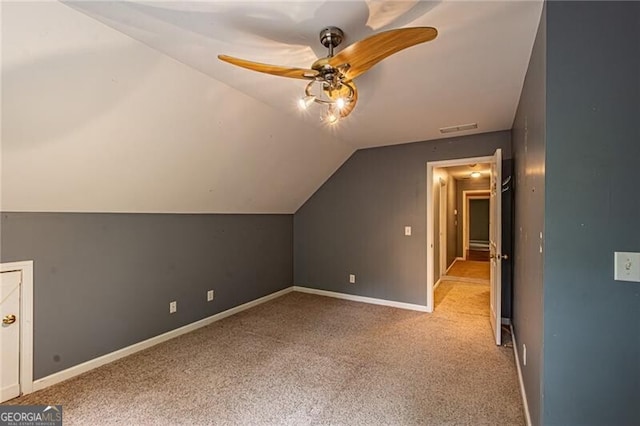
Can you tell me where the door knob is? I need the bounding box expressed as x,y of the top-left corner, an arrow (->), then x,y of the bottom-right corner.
499,254 -> 509,260
2,314 -> 16,325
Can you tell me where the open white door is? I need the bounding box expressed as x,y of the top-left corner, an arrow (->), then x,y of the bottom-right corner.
1,270 -> 22,402
489,149 -> 502,345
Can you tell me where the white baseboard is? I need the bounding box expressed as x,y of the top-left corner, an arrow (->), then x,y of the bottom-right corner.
32,286 -> 428,393
32,287 -> 293,392
433,278 -> 442,290
444,258 -> 463,275
510,325 -> 532,426
293,286 -> 428,312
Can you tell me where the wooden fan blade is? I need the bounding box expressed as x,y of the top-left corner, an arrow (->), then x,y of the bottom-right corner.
328,27 -> 437,80
218,55 -> 318,80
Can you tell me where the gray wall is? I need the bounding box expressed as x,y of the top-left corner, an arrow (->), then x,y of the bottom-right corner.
543,2 -> 640,424
455,177 -> 490,257
0,213 -> 293,379
294,131 -> 511,306
469,199 -> 489,241
501,159 -> 515,321
511,3 -> 546,424
513,2 -> 640,425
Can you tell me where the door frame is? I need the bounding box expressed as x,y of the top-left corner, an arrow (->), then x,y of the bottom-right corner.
1,260 -> 34,397
462,191 -> 490,259
426,155 -> 493,312
438,177 -> 448,278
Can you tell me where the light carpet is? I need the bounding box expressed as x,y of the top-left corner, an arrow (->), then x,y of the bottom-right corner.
6,287 -> 524,425
445,260 -> 491,281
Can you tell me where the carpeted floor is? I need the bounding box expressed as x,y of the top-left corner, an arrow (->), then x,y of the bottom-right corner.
446,259 -> 490,281
5,288 -> 524,425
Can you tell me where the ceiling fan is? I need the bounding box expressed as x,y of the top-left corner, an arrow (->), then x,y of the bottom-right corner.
218,26 -> 438,124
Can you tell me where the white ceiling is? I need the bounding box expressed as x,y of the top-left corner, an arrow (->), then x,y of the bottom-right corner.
1,1 -> 542,214
1,1 -> 351,213
439,163 -> 491,180
64,0 -> 543,149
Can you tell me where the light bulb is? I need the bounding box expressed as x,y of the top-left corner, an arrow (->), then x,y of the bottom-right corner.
335,97 -> 346,110
298,95 -> 315,110
470,171 -> 482,178
325,109 -> 339,125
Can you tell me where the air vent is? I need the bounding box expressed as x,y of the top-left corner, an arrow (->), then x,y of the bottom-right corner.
439,122 -> 478,134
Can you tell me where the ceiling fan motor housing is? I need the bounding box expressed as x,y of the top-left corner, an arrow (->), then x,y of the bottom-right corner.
319,27 -> 344,56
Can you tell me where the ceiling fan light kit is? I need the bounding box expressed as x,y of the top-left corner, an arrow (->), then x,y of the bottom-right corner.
218,25 -> 437,125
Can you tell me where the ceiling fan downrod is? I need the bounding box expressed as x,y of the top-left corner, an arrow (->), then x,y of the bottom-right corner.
319,26 -> 344,57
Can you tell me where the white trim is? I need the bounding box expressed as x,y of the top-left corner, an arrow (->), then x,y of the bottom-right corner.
438,177 -> 448,279
444,257 -> 462,275
1,261 -> 34,396
433,278 -> 443,291
511,325 -> 532,426
427,156 -> 493,313
33,287 -> 293,392
293,286 -> 428,312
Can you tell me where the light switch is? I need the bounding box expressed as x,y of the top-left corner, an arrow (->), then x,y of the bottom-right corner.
405,226 -> 412,236
614,252 -> 640,282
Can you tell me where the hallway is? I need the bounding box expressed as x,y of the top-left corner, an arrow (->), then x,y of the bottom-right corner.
445,259 -> 490,281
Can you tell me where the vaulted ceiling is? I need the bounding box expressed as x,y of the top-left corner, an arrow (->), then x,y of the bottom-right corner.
1,1 -> 542,213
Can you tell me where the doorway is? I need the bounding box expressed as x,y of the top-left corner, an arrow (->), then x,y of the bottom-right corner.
463,191 -> 491,261
426,150 -> 503,345
1,261 -> 34,402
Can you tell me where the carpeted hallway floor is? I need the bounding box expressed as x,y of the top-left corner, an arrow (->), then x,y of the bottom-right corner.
6,288 -> 524,425
445,259 -> 491,281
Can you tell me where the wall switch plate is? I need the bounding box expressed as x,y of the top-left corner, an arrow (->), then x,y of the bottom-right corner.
614,252 -> 640,282
207,290 -> 214,301
404,226 -> 412,236
169,301 -> 177,314
349,274 -> 356,284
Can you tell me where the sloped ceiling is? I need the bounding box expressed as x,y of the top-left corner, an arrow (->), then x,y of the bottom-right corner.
64,0 -> 544,148
1,1 -> 542,214
1,1 -> 352,213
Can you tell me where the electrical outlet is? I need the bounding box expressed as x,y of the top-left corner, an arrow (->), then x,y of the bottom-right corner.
349,274 -> 356,284
207,290 -> 214,301
523,344 -> 527,366
169,301 -> 177,314
614,252 -> 640,282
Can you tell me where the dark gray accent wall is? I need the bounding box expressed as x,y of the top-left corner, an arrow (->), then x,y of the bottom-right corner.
294,131 -> 511,306
513,2 -> 640,425
543,2 -> 640,424
0,213 -> 293,379
469,199 -> 489,241
512,4 -> 546,425
501,159 -> 515,320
